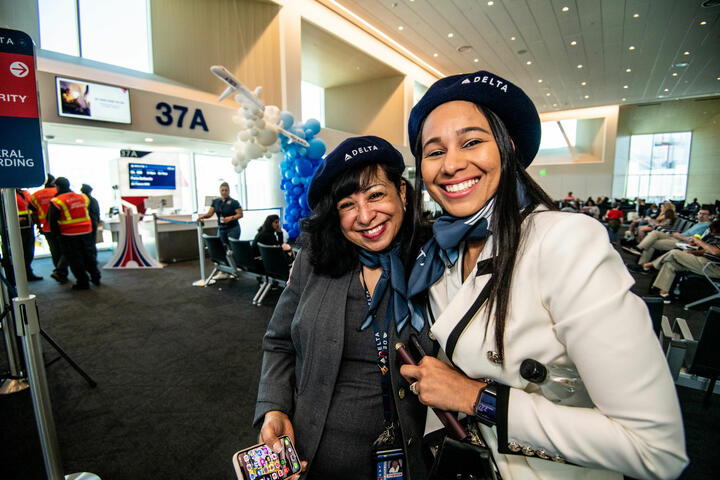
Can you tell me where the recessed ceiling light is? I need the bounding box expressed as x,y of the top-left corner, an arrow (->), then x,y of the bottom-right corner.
672,72 -> 678,76
448,33 -> 454,38
577,64 -> 583,69
664,88 -> 670,92
581,81 -> 587,86
526,60 -> 532,65
398,26 -> 404,31
570,40 -> 577,46
562,6 -> 569,12
629,46 -> 636,50
684,51 -> 690,55
717,77 -> 720,80
433,53 -> 438,57
552,103 -> 558,107
510,36 -> 516,41
584,95 -> 589,99
538,79 -> 543,83
675,62 -> 689,68
144,137 -> 154,142
75,139 -> 84,143
488,1 -> 494,5
623,85 -> 629,89
633,13 -> 639,18
546,92 -> 551,96
621,98 -> 627,102
626,68 -> 632,73
700,20 -> 707,25
473,58 -> 479,62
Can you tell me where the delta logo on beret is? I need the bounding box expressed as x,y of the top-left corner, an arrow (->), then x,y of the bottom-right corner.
408,70 -> 541,168
307,135 -> 404,209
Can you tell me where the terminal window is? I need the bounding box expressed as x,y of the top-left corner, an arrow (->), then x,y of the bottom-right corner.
625,132 -> 692,203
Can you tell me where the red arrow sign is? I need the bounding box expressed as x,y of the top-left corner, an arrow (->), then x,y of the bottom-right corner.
10,61 -> 29,78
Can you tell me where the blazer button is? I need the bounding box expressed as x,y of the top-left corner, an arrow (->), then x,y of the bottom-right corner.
552,455 -> 566,463
428,331 -> 436,341
535,449 -> 550,460
507,441 -> 521,453
407,436 -> 413,446
487,351 -> 502,364
521,445 -> 535,456
398,388 -> 406,399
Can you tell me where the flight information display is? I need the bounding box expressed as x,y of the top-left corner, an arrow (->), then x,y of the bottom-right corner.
128,163 -> 176,190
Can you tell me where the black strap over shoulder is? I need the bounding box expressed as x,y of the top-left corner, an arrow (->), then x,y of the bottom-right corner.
444,258 -> 494,364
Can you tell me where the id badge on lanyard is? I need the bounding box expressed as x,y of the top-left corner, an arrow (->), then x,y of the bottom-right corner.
363,270 -> 405,480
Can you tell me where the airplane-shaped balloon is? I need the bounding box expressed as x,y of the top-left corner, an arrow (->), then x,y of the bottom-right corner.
210,65 -> 309,147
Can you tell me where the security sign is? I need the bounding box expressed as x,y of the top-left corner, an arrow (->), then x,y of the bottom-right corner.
0,28 -> 45,188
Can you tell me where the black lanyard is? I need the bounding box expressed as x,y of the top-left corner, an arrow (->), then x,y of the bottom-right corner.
361,268 -> 394,426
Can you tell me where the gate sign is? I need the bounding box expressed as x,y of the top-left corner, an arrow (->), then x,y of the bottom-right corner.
0,28 -> 45,188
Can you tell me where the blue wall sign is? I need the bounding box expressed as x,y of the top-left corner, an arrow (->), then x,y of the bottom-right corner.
0,28 -> 45,188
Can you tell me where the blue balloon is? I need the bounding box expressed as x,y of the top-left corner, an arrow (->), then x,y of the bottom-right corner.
283,169 -> 293,180
291,128 -> 306,139
296,159 -> 313,177
291,175 -> 302,185
292,185 -> 304,197
299,195 -> 309,210
304,129 -> 314,139
280,111 -> 294,130
304,118 -> 321,136
280,160 -> 289,171
307,138 -> 326,160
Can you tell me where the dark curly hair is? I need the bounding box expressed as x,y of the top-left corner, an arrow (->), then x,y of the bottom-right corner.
300,161 -> 425,277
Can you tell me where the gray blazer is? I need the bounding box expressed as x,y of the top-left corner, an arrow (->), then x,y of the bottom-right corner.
254,248 -> 431,479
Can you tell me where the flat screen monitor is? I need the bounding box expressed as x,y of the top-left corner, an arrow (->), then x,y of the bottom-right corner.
129,163 -> 176,190
56,76 -> 131,124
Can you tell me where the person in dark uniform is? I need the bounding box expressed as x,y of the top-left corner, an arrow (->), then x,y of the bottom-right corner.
47,177 -> 101,290
80,183 -> 101,263
198,181 -> 243,247
17,188 -> 42,281
30,174 -> 67,282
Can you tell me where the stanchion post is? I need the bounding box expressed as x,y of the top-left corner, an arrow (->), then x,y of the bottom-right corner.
192,220 -> 207,286
2,188 -> 64,479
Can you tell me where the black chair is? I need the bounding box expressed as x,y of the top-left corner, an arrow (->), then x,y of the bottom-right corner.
687,307 -> 720,406
643,296 -> 665,337
202,234 -> 237,284
228,238 -> 268,305
257,243 -> 291,305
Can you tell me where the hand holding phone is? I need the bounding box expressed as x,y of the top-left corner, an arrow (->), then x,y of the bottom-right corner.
233,435 -> 302,480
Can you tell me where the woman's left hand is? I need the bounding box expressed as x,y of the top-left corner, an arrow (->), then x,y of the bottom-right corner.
400,356 -> 485,416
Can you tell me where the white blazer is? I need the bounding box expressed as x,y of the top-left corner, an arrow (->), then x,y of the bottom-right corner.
427,210 -> 688,480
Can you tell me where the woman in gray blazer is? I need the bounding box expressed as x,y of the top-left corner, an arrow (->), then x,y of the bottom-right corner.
254,136 -> 432,479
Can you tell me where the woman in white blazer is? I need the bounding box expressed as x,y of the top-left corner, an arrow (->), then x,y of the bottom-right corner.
400,70 -> 688,480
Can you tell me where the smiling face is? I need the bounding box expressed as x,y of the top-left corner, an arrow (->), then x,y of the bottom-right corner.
420,100 -> 502,218
336,167 -> 406,252
219,184 -> 230,199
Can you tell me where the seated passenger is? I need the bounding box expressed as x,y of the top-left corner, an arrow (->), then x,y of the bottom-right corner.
253,214 -> 293,264
631,208 -> 712,265
636,201 -> 676,241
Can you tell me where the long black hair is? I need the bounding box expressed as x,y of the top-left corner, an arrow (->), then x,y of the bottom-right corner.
301,161 -> 424,277
413,103 -> 555,362
258,214 -> 280,234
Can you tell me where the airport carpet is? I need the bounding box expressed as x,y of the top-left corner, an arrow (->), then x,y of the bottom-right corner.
1,244 -> 719,479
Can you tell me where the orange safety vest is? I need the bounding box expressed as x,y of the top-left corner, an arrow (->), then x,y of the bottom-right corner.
51,192 -> 92,236
16,190 -> 32,226
30,187 -> 58,233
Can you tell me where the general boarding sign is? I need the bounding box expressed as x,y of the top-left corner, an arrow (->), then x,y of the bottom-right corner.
0,28 -> 45,188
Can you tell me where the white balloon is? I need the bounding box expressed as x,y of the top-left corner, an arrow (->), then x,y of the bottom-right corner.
234,164 -> 244,173
254,118 -> 265,129
268,142 -> 281,153
238,130 -> 251,142
249,105 -> 262,116
233,150 -> 245,165
264,105 -> 280,124
264,151 -> 273,159
257,128 -> 279,146
245,141 -> 264,160
250,127 -> 259,137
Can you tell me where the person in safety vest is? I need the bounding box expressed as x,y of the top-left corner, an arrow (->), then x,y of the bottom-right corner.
80,183 -> 101,265
30,174 -> 68,283
47,177 -> 101,290
17,187 -> 43,281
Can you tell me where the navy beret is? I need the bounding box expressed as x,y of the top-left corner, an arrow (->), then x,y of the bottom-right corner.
307,135 -> 405,209
408,70 -> 541,167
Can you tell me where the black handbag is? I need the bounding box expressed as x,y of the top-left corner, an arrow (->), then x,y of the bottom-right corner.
425,419 -> 499,480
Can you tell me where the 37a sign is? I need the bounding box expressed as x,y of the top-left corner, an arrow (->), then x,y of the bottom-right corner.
155,102 -> 208,132
0,28 -> 45,188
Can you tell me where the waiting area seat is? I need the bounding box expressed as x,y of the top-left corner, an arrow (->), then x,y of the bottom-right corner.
202,234 -> 237,285
684,261 -> 720,310
256,243 -> 291,306
228,238 -> 268,305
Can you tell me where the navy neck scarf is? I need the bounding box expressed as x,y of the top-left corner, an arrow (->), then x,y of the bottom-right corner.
407,198 -> 495,301
358,244 -> 423,333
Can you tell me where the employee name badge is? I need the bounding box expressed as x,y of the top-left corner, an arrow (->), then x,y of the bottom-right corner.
375,448 -> 404,480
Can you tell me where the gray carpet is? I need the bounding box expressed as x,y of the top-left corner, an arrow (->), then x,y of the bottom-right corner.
1,241 -> 719,479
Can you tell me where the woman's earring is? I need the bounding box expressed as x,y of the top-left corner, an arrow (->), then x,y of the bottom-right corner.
403,203 -> 407,212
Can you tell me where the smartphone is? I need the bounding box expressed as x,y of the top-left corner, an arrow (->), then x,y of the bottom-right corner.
232,435 -> 302,480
